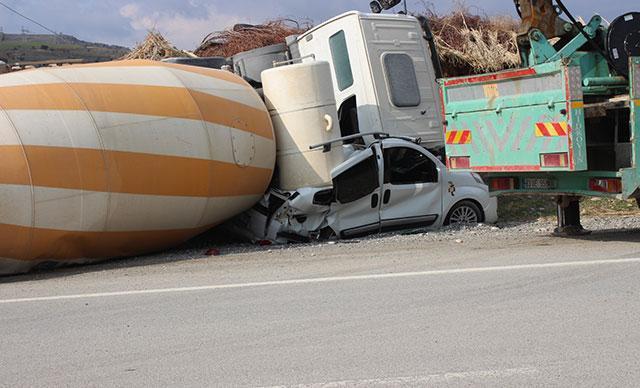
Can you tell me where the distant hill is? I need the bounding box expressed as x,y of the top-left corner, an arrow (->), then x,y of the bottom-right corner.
0,33 -> 130,64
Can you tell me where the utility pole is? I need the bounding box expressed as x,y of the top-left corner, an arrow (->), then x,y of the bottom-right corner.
21,26 -> 29,42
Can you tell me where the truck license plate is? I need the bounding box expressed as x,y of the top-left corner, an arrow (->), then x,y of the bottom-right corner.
522,178 -> 557,190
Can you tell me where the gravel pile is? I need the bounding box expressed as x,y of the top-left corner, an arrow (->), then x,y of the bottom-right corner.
178,215 -> 640,259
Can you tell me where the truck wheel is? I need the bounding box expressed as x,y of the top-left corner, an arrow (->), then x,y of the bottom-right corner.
445,200 -> 483,226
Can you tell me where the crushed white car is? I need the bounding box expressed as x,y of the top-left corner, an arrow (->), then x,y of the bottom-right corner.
234,135 -> 497,243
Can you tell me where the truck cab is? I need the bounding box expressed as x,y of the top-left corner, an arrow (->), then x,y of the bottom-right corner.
289,12 -> 444,151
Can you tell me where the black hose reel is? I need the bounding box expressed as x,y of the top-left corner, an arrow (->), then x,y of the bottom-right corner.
607,12 -> 640,78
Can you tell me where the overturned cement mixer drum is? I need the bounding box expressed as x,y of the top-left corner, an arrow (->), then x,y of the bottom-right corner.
0,59 -> 276,275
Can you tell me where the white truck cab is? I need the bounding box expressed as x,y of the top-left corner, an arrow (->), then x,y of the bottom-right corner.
289,12 -> 445,150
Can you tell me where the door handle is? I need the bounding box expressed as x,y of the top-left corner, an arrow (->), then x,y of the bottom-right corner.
371,193 -> 379,208
383,189 -> 391,204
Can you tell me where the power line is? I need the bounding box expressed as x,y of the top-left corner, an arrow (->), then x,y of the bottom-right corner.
0,1 -> 59,35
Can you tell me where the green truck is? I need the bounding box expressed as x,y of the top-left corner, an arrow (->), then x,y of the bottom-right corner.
440,3 -> 640,234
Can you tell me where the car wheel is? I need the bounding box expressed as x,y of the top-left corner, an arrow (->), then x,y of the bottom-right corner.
445,200 -> 483,226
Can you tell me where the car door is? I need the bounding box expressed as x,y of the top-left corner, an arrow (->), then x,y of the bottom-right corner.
379,144 -> 443,231
330,147 -> 383,238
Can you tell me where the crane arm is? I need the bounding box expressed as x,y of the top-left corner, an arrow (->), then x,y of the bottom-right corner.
514,0 -> 573,41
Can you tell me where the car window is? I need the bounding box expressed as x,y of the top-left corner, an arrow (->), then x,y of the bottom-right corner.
383,53 -> 421,107
334,155 -> 379,204
384,147 -> 438,185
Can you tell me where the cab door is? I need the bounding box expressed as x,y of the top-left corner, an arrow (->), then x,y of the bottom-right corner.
330,148 -> 383,238
379,144 -> 443,231
359,17 -> 444,149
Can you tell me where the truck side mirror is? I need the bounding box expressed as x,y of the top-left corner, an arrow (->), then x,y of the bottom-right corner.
379,0 -> 402,10
370,0 -> 402,13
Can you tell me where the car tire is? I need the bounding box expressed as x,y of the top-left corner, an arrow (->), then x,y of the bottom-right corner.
445,200 -> 483,226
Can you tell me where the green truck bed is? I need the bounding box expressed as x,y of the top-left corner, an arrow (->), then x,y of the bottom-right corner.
440,57 -> 640,199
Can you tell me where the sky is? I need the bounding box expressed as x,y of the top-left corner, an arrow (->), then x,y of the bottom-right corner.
0,0 -> 631,50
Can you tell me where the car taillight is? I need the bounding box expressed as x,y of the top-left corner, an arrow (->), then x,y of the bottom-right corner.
449,156 -> 471,169
540,153 -> 569,168
489,178 -> 517,191
589,178 -> 622,193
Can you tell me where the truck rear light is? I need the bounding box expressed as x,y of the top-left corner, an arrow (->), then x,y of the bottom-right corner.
489,178 -> 517,191
589,178 -> 622,194
449,156 -> 471,169
540,153 -> 569,168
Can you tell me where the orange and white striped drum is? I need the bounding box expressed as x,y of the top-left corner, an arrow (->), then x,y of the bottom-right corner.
0,60 -> 276,275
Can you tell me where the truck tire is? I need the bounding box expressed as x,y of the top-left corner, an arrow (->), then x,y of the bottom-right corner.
445,200 -> 483,226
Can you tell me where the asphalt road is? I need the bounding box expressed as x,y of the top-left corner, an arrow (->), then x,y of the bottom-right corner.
2,226 -> 640,387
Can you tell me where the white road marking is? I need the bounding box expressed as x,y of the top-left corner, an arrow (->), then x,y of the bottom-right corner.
262,367 -> 539,387
1,257 -> 639,305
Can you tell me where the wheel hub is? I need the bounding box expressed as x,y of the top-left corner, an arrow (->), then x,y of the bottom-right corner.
449,206 -> 479,225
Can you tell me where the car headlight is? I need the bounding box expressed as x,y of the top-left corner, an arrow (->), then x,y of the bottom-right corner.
471,173 -> 485,185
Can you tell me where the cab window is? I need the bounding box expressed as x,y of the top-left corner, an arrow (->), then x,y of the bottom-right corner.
383,53 -> 421,107
384,147 -> 438,185
329,30 -> 354,91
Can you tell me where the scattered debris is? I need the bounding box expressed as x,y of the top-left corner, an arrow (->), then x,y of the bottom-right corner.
195,19 -> 309,58
205,248 -> 221,256
121,30 -> 197,61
